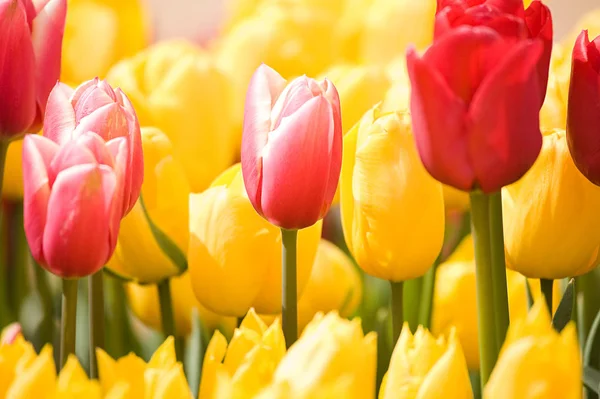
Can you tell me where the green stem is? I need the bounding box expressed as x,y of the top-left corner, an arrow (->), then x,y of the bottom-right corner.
390,281 -> 404,344
88,271 -> 105,378
469,191 -> 498,387
32,258 -> 54,347
488,192 -> 510,348
578,270 -> 600,344
541,279 -> 554,315
7,201 -> 29,318
281,228 -> 298,348
60,278 -> 79,368
403,277 -> 422,332
418,264 -> 436,329
157,279 -> 183,360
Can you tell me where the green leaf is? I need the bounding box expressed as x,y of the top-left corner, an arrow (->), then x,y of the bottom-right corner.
584,309 -> 600,365
552,278 -> 574,332
139,195 -> 187,273
584,366 -> 600,394
525,279 -> 534,310
185,309 -> 206,399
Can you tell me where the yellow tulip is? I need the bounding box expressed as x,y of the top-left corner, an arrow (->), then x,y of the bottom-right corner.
563,9 -> 600,51
55,356 -> 102,399
334,0 -> 376,63
503,129 -> 600,279
125,272 -> 236,337
107,41 -> 235,193
106,127 -> 189,283
297,239 -> 362,332
200,309 -> 286,399
540,45 -> 571,131
484,301 -> 581,399
360,0 -> 436,64
3,138 -> 25,199
61,0 -> 148,86
380,325 -> 472,399
0,335 -> 37,397
188,164 -> 321,317
260,312 -> 377,399
98,337 -> 192,398
6,345 -> 56,399
340,106 -> 445,282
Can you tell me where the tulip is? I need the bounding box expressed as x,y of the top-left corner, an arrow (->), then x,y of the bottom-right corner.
107,41 -> 235,193
61,0 -> 148,86
0,0 -> 66,138
188,164 -> 322,316
199,309 -> 286,399
484,301 -> 581,398
55,355 -> 102,398
407,26 -> 544,193
566,30 -> 600,186
540,45 -> 570,131
125,272 -> 236,337
97,336 -> 192,398
259,312 -> 377,399
241,64 -> 342,230
340,106 -> 444,282
503,129 -> 600,279
106,127 -> 188,283
5,345 -> 56,399
297,239 -> 362,332
0,333 -> 36,397
380,325 -> 472,399
2,137 -> 26,199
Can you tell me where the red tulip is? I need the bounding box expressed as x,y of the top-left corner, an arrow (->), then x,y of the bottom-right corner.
43,78 -> 143,216
22,132 -> 128,277
566,30 -> 600,186
406,26 -> 543,193
0,0 -> 66,139
241,64 -> 342,230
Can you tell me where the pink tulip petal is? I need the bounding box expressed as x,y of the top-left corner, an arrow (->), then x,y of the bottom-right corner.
106,137 -> 130,218
21,0 -> 36,26
241,64 -> 288,214
260,96 -> 334,229
74,85 -> 120,124
407,46 -> 474,190
43,82 -> 76,144
119,90 -> 143,214
270,76 -> 316,130
48,139 -> 98,186
468,39 -> 543,193
0,0 -> 36,136
22,134 -> 59,265
42,164 -> 118,278
70,78 -> 98,107
74,131 -> 115,167
72,103 -> 129,141
321,79 -> 342,210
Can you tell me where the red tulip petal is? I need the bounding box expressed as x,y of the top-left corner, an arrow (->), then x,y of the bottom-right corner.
43,82 -> 76,144
468,39 -> 543,193
525,0 -> 553,102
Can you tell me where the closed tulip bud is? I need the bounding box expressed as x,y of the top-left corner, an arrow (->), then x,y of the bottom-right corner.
22,132 -> 127,278
241,64 -> 342,230
340,106 -> 444,282
380,325 -> 472,399
297,239 -> 362,332
106,127 -> 188,283
125,272 -> 236,337
107,41 -> 235,193
261,312 -> 377,399
61,0 -> 148,86
200,309 -> 286,399
43,79 -> 143,216
503,129 -> 600,279
407,25 -> 544,192
189,164 -> 322,317
0,0 -> 66,138
484,301 -> 581,399
567,30 -> 600,185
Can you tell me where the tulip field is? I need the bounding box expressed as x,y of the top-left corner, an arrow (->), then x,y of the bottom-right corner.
2,0 -> 600,397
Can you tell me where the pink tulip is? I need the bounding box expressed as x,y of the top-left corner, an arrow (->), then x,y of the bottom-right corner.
43,79 -> 143,216
241,64 -> 342,230
0,0 -> 67,138
22,132 -> 127,278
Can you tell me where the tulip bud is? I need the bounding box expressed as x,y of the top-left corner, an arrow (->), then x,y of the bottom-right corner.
0,0 -> 67,138
22,133 -> 127,278
125,272 -> 236,338
43,79 -> 143,216
503,129 -> 600,279
188,164 -> 322,317
566,30 -> 600,186
484,301 -> 581,398
340,106 -> 444,282
200,309 -> 286,399
107,41 -> 235,193
106,127 -> 188,283
380,325 -> 472,399
241,64 -> 342,230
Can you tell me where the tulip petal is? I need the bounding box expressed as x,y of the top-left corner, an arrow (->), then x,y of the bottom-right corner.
42,164 -> 118,277
43,82 -> 76,144
73,103 -> 129,141
468,39 -> 543,193
75,85 -> 119,123
260,96 -> 335,229
47,139 -> 98,186
525,0 -> 553,102
241,64 -> 288,215
22,134 -> 59,265
0,0 -> 36,136
406,47 -> 473,191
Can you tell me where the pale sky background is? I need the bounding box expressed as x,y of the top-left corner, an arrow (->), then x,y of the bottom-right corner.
144,0 -> 600,43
